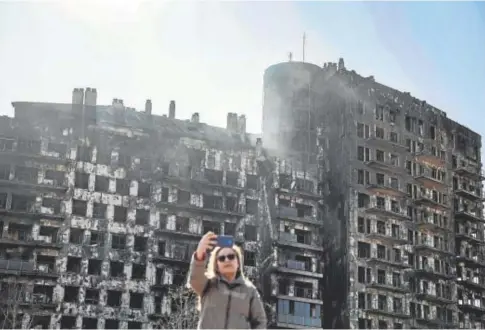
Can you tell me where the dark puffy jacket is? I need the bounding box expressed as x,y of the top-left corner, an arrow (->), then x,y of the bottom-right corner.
188,253 -> 268,329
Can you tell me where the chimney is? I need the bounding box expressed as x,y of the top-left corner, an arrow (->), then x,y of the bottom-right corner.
169,100 -> 176,119
256,138 -> 263,157
84,87 -> 97,106
226,113 -> 238,131
145,99 -> 152,115
72,88 -> 84,105
112,98 -> 124,108
338,58 -> 345,71
238,115 -> 246,134
191,112 -> 200,123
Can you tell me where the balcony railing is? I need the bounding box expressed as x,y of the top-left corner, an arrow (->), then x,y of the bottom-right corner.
366,183 -> 405,198
0,259 -> 34,272
294,287 -> 315,300
454,166 -> 485,181
277,314 -> 321,328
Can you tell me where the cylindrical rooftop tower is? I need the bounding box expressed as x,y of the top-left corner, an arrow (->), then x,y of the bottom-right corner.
262,61 -> 322,162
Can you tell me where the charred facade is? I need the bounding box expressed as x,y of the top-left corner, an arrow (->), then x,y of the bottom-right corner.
0,90 -> 322,329
263,59 -> 484,329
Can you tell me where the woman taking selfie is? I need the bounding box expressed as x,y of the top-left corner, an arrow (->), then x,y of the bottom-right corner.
188,231 -> 267,329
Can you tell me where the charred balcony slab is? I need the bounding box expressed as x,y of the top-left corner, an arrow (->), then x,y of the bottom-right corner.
0,237 -> 62,249
364,308 -> 410,319
415,292 -> 455,305
455,210 -> 484,223
367,282 -> 409,294
366,257 -> 410,269
364,206 -> 411,222
414,244 -> 454,257
0,208 -> 64,221
415,219 -> 451,234
276,206 -> 322,226
412,267 -> 456,281
366,232 -> 407,246
162,173 -> 245,194
413,317 -> 457,328
276,292 -> 323,305
454,166 -> 485,181
366,183 -> 406,198
276,232 -> 323,252
276,187 -> 321,201
456,255 -> 485,269
365,137 -> 408,152
455,188 -> 483,202
157,201 -> 245,218
414,175 -> 447,191
0,259 -> 59,278
455,232 -> 485,245
0,150 -> 69,165
414,196 -> 449,211
414,151 -> 446,168
276,260 -> 322,279
457,278 -> 485,291
458,301 -> 485,314
0,178 -> 68,194
155,228 -> 201,240
364,160 -> 406,175
276,314 -> 322,329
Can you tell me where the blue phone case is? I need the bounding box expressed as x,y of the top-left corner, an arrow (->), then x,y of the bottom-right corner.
217,235 -> 234,248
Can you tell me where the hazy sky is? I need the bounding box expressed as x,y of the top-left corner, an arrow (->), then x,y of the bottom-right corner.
0,1 -> 484,139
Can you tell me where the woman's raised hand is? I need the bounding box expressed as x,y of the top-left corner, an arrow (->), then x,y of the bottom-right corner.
196,231 -> 217,259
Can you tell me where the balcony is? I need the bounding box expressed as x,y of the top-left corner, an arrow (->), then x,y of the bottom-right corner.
364,307 -> 410,319
416,218 -> 450,233
455,210 -> 484,223
277,232 -> 323,252
456,254 -> 485,269
457,277 -> 485,291
364,204 -> 411,222
415,292 -> 454,305
366,183 -> 406,198
412,266 -> 456,280
458,299 -> 485,314
276,314 -> 321,329
412,317 -> 457,328
367,231 -> 407,246
454,165 -> 485,181
0,259 -> 58,278
0,235 -> 62,249
455,231 -> 484,245
157,200 -> 245,218
414,174 -> 447,191
455,186 -> 483,202
365,160 -> 406,175
367,281 -> 409,294
276,186 -> 321,201
155,226 -> 201,240
414,150 -> 446,168
0,146 -> 68,165
365,136 -> 408,152
414,244 -> 454,257
277,259 -> 322,278
152,246 -> 195,266
414,196 -> 449,211
366,256 -> 409,269
277,206 -> 321,226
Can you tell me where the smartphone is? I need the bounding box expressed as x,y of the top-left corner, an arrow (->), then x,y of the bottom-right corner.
217,235 -> 234,248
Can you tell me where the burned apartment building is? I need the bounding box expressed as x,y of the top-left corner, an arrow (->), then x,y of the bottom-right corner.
263,59 -> 484,329
0,87 -> 323,329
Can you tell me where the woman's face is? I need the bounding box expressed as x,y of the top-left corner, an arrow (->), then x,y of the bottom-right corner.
216,247 -> 239,276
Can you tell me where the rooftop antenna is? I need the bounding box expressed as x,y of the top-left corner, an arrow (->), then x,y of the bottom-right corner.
302,32 -> 306,62
288,52 -> 293,62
